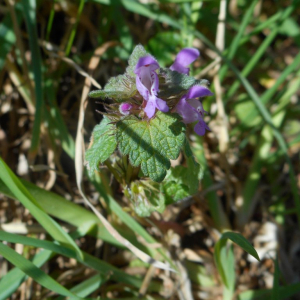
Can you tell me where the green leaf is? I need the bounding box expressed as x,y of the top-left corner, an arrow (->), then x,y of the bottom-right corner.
88,74 -> 137,101
56,274 -> 105,300
234,98 -> 262,128
214,232 -> 259,293
214,238 -> 235,292
182,140 -> 202,194
0,249 -> 52,300
22,0 -> 44,154
221,232 -> 260,261
0,231 -> 151,290
0,177 -> 139,247
126,44 -> 149,77
163,180 -> 189,204
238,283 -> 300,300
0,242 -> 82,299
0,157 -> 83,260
163,140 -> 202,203
88,44 -> 149,101
85,117 -> 117,176
117,111 -> 186,182
0,5 -> 22,70
158,68 -> 209,98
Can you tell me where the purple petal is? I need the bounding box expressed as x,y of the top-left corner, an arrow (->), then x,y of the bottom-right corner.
155,97 -> 169,113
170,48 -> 200,75
144,99 -> 156,118
176,98 -> 198,123
187,99 -> 208,115
175,48 -> 200,65
151,72 -> 159,95
135,57 -> 160,100
194,119 -> 210,136
170,63 -> 189,75
135,56 -> 159,73
186,85 -> 213,100
136,74 -> 150,100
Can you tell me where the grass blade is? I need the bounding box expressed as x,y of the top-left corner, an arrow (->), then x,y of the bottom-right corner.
0,249 -> 52,300
0,157 -> 83,259
0,242 -> 82,299
221,232 -> 259,261
22,0 -> 44,156
56,274 -> 105,299
0,177 -> 146,247
65,0 -> 85,56
0,231 -> 159,290
0,7 -> 21,69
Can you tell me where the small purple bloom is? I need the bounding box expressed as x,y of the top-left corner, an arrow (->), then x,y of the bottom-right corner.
119,102 -> 133,115
134,56 -> 169,118
170,48 -> 200,75
176,85 -> 213,136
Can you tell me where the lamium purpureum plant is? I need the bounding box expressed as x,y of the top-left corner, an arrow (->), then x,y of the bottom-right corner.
86,45 -> 213,216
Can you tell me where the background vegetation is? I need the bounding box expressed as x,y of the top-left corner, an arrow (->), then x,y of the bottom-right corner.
0,0 -> 300,299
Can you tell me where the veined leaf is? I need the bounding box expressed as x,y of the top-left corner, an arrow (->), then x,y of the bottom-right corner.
117,111 -> 186,182
85,117 -> 117,176
88,74 -> 137,101
163,139 -> 201,203
89,44 -> 149,101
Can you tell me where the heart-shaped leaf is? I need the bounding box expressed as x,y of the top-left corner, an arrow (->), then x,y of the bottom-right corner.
116,111 -> 186,182
85,117 -> 117,176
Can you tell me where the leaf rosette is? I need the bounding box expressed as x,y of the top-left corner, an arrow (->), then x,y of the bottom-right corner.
86,44 -> 212,216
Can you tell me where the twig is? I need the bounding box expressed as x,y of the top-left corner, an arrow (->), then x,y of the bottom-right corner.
195,56 -> 221,79
138,265 -> 156,296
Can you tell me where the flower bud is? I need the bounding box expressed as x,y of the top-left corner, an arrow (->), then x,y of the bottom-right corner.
119,102 -> 133,115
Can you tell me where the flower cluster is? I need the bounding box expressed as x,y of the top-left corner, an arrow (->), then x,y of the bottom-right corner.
120,48 -> 213,136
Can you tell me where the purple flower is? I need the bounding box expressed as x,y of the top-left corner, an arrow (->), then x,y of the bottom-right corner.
176,85 -> 213,136
170,48 -> 200,75
134,56 -> 169,118
119,102 -> 133,115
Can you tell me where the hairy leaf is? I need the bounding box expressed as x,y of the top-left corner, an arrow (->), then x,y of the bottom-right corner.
117,111 -> 185,182
85,117 -> 117,176
88,74 -> 136,101
126,44 -> 149,77
163,180 -> 189,204
163,140 -> 201,203
89,45 -> 150,101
